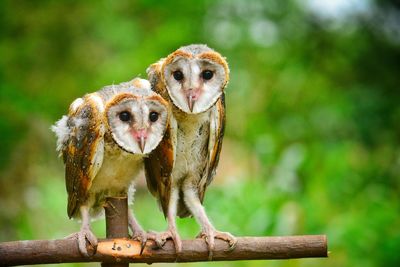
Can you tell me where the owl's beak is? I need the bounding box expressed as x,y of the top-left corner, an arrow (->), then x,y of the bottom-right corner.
139,135 -> 145,153
186,90 -> 199,113
132,129 -> 147,153
188,94 -> 195,112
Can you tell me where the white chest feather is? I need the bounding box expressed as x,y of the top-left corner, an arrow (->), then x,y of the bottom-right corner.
89,143 -> 143,198
172,110 -> 210,183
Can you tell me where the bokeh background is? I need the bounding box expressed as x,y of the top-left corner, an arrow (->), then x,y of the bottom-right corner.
1,0 -> 399,266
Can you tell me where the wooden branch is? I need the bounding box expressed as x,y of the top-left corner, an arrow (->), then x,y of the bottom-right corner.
0,235 -> 327,265
102,197 -> 129,267
0,197 -> 328,265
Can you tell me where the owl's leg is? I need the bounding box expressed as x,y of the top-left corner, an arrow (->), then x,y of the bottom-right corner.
77,205 -> 98,257
182,181 -> 237,260
148,187 -> 182,255
128,209 -> 147,254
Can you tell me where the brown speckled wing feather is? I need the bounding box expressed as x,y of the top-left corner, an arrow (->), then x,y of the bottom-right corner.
63,97 -> 105,218
144,123 -> 174,218
145,60 -> 175,218
198,93 -> 226,203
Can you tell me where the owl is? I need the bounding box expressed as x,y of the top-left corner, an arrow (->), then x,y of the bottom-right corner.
145,44 -> 236,259
52,78 -> 170,256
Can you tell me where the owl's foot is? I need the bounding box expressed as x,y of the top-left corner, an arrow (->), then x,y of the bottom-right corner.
197,228 -> 237,260
128,210 -> 147,254
130,229 -> 147,255
76,227 -> 98,257
148,228 -> 182,255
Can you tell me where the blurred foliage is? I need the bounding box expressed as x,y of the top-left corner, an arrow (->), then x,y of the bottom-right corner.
1,0 -> 400,266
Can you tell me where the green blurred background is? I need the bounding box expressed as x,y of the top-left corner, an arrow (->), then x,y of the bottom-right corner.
1,0 -> 399,266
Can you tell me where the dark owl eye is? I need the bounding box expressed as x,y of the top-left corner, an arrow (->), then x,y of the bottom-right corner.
173,70 -> 184,81
149,111 -> 159,122
119,111 -> 131,122
201,70 -> 213,80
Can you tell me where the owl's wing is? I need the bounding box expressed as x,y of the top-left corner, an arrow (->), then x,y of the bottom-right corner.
144,116 -> 177,218
145,60 -> 175,217
147,58 -> 170,100
198,93 -> 226,203
62,96 -> 105,218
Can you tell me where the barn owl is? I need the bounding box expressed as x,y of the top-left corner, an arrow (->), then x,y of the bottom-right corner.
145,44 -> 236,259
52,78 -> 170,256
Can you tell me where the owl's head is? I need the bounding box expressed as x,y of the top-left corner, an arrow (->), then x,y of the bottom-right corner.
161,44 -> 229,114
105,80 -> 169,154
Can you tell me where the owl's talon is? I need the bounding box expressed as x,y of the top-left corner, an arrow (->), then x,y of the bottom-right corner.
197,229 -> 236,260
216,231 -> 237,252
147,231 -> 166,248
147,229 -> 182,255
77,228 -> 98,257
197,229 -> 215,260
131,230 -> 147,255
196,232 -> 206,239
227,238 -> 238,251
140,241 -> 146,255
208,250 -> 214,261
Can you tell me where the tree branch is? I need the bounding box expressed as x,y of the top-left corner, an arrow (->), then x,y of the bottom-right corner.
0,235 -> 327,265
0,197 -> 328,265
